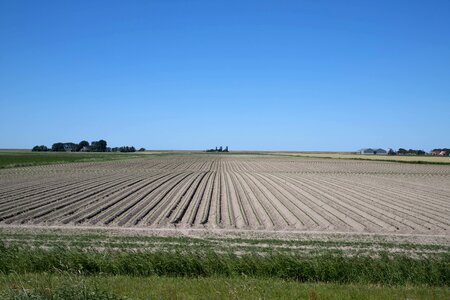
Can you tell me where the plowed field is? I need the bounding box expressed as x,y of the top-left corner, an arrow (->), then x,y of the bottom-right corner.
1,154 -> 449,238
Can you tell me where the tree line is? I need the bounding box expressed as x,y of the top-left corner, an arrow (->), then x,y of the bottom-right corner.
387,148 -> 450,155
206,146 -> 229,152
388,148 -> 426,156
32,140 -> 145,153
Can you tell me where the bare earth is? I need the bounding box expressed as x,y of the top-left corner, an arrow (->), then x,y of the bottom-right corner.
1,154 -> 449,244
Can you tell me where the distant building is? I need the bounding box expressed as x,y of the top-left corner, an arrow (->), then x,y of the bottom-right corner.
375,148 -> 387,155
431,149 -> 450,156
359,148 -> 387,155
359,148 -> 375,155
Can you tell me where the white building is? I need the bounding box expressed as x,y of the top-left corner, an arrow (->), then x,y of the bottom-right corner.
359,148 -> 387,155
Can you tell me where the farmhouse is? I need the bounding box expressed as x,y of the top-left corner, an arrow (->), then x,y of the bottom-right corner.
431,149 -> 449,156
359,148 -> 387,155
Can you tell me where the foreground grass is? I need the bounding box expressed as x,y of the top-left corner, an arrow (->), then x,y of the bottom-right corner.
1,273 -> 449,300
0,231 -> 449,298
0,240 -> 449,286
0,151 -> 167,169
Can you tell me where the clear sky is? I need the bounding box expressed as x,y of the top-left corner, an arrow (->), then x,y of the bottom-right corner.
1,1 -> 449,151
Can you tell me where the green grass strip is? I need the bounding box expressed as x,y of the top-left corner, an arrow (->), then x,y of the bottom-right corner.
0,243 -> 449,286
0,152 -> 171,169
1,274 -> 449,300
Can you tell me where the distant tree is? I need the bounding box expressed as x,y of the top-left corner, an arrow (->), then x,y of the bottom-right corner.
387,149 -> 396,155
51,143 -> 65,152
63,143 -> 77,152
206,146 -> 229,153
90,141 -> 98,151
91,140 -> 107,152
32,145 -> 48,152
116,146 -> 136,152
77,140 -> 90,151
397,148 -> 407,155
395,148 -> 427,156
138,148 -> 146,152
98,140 -> 107,151
408,149 -> 419,155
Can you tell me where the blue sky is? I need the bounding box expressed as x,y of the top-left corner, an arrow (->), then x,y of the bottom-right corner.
1,1 -> 449,151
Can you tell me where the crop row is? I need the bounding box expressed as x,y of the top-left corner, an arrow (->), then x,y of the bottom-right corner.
0,155 -> 449,234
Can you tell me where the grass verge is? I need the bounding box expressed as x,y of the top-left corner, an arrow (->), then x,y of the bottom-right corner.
0,232 -> 449,299
1,230 -> 449,257
1,273 -> 449,300
0,240 -> 449,286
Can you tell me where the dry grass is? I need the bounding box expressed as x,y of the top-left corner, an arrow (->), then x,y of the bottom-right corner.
272,152 -> 450,164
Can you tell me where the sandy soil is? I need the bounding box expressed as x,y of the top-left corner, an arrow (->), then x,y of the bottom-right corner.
1,154 -> 449,244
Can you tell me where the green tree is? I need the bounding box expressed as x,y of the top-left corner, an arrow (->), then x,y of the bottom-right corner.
91,140 -> 107,152
32,145 -> 41,151
398,148 -> 407,155
77,140 -> 90,151
52,143 -> 65,152
98,140 -> 107,152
